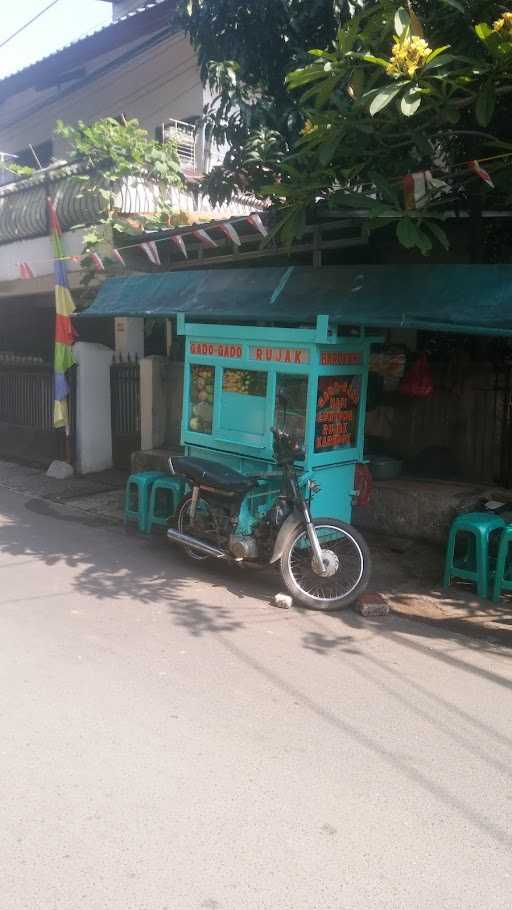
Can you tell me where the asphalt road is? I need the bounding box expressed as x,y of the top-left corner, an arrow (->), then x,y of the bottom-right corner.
1,486 -> 512,910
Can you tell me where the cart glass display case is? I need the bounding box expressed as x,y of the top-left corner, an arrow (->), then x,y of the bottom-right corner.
178,314 -> 378,523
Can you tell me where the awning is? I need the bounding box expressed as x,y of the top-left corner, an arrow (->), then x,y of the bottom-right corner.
80,265 -> 512,336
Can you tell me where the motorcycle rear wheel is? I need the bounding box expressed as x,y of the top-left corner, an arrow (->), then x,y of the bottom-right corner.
176,494 -> 218,561
280,518 -> 371,611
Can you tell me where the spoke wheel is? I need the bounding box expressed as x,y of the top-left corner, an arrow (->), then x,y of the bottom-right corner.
280,519 -> 371,611
176,494 -> 218,561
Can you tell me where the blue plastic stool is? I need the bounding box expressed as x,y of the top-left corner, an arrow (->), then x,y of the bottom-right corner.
147,476 -> 186,533
492,525 -> 512,602
124,472 -> 166,533
443,512 -> 505,599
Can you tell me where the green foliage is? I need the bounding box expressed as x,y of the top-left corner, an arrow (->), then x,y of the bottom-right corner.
54,117 -> 183,283
180,0 -> 346,202
260,1 -> 512,254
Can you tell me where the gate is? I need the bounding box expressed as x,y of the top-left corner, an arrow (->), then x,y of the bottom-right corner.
110,355 -> 140,469
0,363 -> 76,463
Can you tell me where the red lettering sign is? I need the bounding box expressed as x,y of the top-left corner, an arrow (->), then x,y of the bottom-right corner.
315,374 -> 361,453
249,346 -> 310,365
190,341 -> 242,359
320,351 -> 361,366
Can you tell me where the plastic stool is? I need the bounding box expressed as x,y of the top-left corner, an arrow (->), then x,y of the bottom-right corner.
147,476 -> 186,532
492,525 -> 512,602
124,472 -> 166,533
443,512 -> 505,599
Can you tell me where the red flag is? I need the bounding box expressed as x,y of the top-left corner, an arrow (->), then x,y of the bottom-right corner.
170,235 -> 188,258
247,213 -> 268,237
468,159 -> 494,189
18,262 -> 34,279
141,241 -> 161,265
112,248 -> 126,267
192,228 -> 217,248
47,196 -> 62,235
90,252 -> 105,271
219,222 -> 241,246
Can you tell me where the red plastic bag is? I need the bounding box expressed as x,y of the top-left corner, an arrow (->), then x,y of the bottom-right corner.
399,353 -> 433,398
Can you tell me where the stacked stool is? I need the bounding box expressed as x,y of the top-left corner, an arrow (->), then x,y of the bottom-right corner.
443,512 -> 506,599
124,472 -> 185,534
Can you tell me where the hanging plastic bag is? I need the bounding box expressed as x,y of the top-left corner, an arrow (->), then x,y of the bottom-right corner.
354,463 -> 373,507
399,353 -> 433,398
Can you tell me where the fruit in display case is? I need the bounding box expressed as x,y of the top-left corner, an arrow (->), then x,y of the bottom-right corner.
189,365 -> 215,432
223,369 -> 266,396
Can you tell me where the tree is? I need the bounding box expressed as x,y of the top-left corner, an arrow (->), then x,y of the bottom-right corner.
181,0 -> 346,203
261,1 -> 512,254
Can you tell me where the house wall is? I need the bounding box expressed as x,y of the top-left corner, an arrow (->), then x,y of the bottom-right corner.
0,30 -> 203,161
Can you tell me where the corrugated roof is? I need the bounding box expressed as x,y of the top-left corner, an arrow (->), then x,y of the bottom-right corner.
80,264 -> 512,336
0,0 -> 177,102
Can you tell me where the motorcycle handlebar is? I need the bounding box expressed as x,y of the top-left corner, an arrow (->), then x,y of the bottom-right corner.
271,427 -> 305,462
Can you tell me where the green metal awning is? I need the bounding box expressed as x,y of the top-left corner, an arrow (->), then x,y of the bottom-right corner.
81,264 -> 512,336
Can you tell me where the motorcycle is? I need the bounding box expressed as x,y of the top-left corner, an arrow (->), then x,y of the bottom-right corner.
166,426 -> 371,611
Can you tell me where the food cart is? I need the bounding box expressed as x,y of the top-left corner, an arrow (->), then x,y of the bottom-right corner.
177,313 -> 378,529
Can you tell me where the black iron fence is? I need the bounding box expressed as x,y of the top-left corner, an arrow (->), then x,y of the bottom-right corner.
0,365 -> 54,429
110,355 -> 140,469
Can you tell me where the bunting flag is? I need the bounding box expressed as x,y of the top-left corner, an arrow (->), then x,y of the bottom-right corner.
140,240 -> 161,265
48,197 -> 77,432
170,235 -> 188,258
18,262 -> 34,279
403,170 -> 450,210
112,248 -> 126,267
219,221 -> 241,246
468,159 -> 495,189
403,174 -> 415,210
192,228 -> 217,248
247,213 -> 268,237
90,251 -> 105,271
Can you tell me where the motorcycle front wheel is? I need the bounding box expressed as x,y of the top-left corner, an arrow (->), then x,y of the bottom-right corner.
280,518 -> 371,611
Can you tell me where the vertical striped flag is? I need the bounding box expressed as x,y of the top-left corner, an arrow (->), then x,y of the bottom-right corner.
48,197 -> 77,433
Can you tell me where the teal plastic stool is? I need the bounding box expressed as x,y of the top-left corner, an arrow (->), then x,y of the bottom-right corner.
492,525 -> 512,602
124,472 -> 166,533
443,512 -> 505,599
147,476 -> 186,533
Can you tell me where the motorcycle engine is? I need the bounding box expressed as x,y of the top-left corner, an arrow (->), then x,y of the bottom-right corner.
228,535 -> 258,559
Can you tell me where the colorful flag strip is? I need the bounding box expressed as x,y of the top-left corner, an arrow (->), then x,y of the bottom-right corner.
48,197 -> 77,431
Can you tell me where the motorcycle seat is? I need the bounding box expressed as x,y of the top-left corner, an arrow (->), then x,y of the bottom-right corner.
170,456 -> 257,495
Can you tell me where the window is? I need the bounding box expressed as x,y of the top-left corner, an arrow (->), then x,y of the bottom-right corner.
189,365 -> 214,434
275,374 -> 308,445
315,375 -> 361,452
222,369 -> 267,397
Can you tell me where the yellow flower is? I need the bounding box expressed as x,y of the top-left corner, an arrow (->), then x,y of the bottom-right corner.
301,120 -> 317,136
386,35 -> 432,78
493,11 -> 512,38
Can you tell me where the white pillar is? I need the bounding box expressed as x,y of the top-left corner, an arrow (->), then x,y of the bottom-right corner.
140,356 -> 168,450
114,317 -> 144,358
74,342 -> 113,474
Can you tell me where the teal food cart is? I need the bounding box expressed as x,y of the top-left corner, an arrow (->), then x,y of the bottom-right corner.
177,313 -> 378,529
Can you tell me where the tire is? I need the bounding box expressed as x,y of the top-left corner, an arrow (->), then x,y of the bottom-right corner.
279,518 -> 371,611
175,494 -> 218,561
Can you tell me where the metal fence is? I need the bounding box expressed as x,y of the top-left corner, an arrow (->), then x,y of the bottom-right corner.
0,365 -> 54,429
110,356 -> 140,468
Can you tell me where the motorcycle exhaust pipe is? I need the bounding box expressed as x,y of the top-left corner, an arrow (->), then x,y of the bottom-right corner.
166,527 -> 229,560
